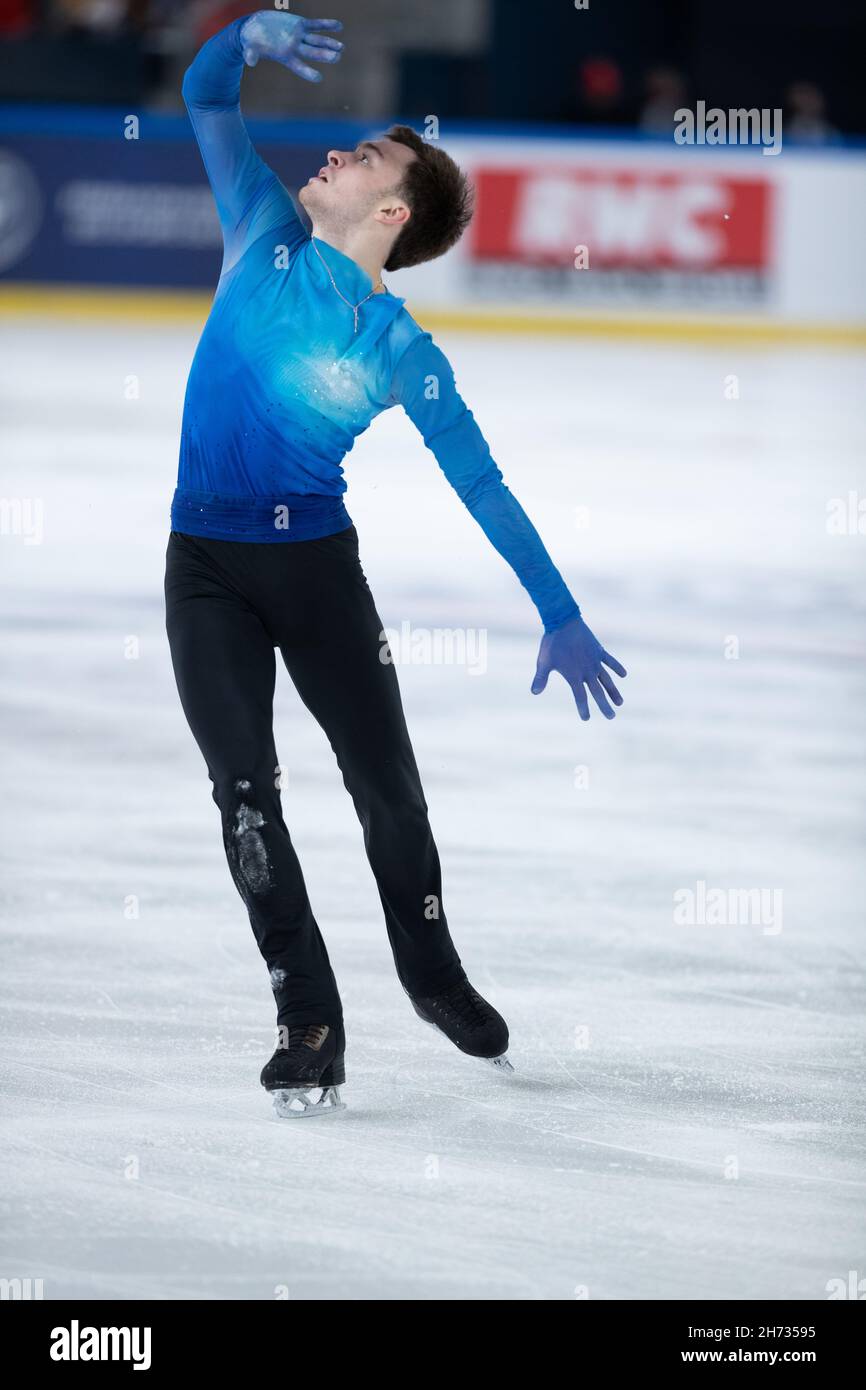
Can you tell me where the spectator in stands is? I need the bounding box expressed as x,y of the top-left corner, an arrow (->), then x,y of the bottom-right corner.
50,0 -> 131,33
639,66 -> 687,136
0,0 -> 36,36
559,56 -> 632,127
193,1 -> 251,44
785,80 -> 837,143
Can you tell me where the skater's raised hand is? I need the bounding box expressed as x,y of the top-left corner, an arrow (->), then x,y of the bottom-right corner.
531,614 -> 626,721
240,10 -> 343,82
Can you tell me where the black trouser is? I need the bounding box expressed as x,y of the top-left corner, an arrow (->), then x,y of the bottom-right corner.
164,525 -> 465,1028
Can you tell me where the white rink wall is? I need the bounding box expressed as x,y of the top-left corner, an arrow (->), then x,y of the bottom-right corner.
397,137 -> 866,330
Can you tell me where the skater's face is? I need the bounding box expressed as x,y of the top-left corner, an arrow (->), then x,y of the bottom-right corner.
299,138 -> 415,237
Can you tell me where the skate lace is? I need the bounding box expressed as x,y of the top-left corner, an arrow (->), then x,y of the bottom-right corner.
440,983 -> 488,1029
283,1024 -> 330,1052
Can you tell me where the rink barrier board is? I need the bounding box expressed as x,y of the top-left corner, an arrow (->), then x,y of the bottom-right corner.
1,113 -> 865,326
1,283 -> 865,347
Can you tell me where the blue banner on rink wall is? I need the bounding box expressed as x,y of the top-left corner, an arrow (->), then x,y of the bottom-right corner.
0,106 -> 373,287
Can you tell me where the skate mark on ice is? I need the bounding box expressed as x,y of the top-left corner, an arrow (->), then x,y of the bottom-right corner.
216,928 -> 246,968
5,1121 -> 394,1245
682,986 -> 839,1017
93,988 -> 122,1016
480,963 -> 830,1126
1,1133 -> 321,1231
3,1056 -> 159,1103
480,963 -> 628,1115
4,1052 -> 270,1129
7,1046 -> 864,1196
382,1069 -> 866,1190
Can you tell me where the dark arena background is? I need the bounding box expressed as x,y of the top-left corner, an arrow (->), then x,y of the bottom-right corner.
1,0 -> 864,1333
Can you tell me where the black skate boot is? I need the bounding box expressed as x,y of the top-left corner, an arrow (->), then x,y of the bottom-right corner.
409,980 -> 513,1072
260,1022 -> 346,1118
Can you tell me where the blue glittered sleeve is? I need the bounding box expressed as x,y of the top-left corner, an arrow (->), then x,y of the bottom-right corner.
392,333 -> 580,633
182,17 -> 306,274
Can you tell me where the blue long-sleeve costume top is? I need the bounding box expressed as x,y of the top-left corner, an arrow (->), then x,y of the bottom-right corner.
172,19 -> 580,632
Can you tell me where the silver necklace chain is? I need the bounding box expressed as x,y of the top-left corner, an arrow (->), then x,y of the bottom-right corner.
311,238 -> 384,333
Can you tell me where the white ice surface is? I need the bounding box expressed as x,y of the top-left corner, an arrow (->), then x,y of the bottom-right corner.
1,317 -> 864,1300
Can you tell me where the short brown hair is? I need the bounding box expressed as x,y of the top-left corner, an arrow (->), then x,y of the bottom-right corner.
383,125 -> 474,272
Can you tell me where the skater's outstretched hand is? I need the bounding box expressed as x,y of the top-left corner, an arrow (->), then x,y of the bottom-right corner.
240,11 -> 343,81
531,615 -> 626,721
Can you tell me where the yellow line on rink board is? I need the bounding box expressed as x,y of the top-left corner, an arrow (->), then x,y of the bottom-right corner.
418,309 -> 866,347
1,282 -> 865,347
0,284 -> 214,324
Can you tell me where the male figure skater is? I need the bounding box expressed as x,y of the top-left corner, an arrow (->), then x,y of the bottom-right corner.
165,10 -> 626,1114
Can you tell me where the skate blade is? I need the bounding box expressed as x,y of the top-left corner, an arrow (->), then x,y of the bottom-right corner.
271,1084 -> 346,1119
415,1011 -> 514,1072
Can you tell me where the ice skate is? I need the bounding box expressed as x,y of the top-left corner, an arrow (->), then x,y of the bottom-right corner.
409,980 -> 513,1072
261,1023 -> 346,1118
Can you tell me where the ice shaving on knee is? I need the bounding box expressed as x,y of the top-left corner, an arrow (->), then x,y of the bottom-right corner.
229,777 -> 273,895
